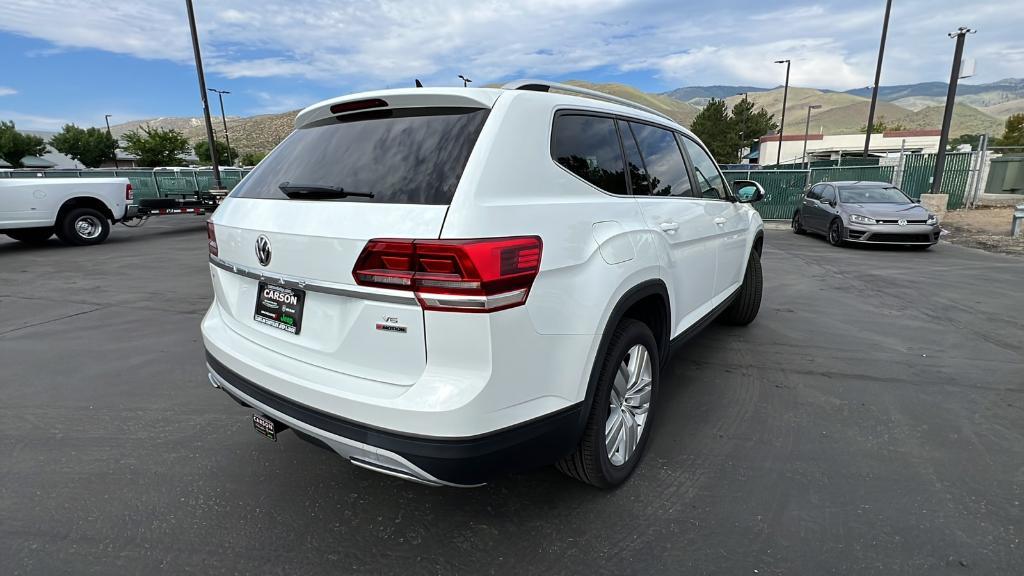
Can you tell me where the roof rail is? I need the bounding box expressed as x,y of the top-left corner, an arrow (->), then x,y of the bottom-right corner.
502,79 -> 675,123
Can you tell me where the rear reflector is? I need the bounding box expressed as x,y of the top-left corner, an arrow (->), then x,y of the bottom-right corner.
125,183 -> 134,201
207,222 -> 218,257
353,237 -> 543,312
330,98 -> 388,115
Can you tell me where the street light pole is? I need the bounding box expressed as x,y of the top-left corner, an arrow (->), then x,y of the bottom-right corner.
803,105 -> 822,169
931,27 -> 976,195
185,0 -> 222,189
774,59 -> 791,166
208,88 -> 233,167
864,0 -> 892,157
458,75 -> 472,87
104,114 -> 119,169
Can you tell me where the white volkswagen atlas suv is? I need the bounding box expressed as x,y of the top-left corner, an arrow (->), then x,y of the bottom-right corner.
202,80 -> 765,488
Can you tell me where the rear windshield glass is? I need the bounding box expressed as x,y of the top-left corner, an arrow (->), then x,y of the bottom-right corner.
839,186 -> 911,204
231,107 -> 489,204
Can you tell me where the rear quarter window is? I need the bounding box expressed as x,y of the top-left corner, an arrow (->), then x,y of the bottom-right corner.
230,107 -> 489,205
551,114 -> 628,195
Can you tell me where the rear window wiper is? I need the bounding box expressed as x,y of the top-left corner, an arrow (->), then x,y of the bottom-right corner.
278,182 -> 374,199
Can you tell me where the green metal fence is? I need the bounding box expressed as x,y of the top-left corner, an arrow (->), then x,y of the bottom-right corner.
0,169 -> 251,199
810,165 -> 896,185
899,152 -> 973,209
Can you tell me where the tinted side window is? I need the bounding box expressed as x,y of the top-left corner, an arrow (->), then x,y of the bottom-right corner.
552,115 -> 627,195
806,184 -> 823,200
820,185 -> 836,203
620,122 -> 651,195
629,122 -> 692,197
680,137 -> 729,200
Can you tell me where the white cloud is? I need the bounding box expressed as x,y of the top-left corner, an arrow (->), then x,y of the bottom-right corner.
0,87 -> 17,96
0,110 -> 70,130
0,0 -> 1019,91
635,38 -> 873,91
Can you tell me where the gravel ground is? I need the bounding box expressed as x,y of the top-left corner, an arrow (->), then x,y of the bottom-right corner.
941,206 -> 1024,256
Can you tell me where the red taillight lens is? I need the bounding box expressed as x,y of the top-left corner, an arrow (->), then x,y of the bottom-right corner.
207,222 -> 218,257
125,183 -> 133,201
353,237 -> 543,312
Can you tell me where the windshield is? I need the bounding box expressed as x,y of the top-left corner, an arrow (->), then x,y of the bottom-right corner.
231,107 -> 489,204
839,186 -> 912,204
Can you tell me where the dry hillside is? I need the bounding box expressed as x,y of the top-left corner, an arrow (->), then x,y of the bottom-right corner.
107,81 -> 1009,156
562,81 -> 700,126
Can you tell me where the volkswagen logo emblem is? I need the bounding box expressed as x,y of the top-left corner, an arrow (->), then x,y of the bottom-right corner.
255,235 -> 272,266
897,219 -> 907,226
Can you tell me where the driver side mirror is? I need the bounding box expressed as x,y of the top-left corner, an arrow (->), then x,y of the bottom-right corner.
733,180 -> 765,203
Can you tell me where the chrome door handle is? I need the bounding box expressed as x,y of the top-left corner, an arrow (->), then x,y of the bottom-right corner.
714,217 -> 727,226
659,222 -> 679,234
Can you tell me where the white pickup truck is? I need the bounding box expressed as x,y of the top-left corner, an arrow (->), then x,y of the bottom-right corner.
0,178 -> 137,246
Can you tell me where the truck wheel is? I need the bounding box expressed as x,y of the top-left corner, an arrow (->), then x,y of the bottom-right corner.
5,227 -> 54,244
721,250 -> 763,326
57,207 -> 110,246
557,318 -> 658,488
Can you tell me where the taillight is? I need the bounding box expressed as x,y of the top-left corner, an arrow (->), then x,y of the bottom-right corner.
125,183 -> 133,201
353,237 -> 542,312
330,98 -> 388,115
207,222 -> 218,256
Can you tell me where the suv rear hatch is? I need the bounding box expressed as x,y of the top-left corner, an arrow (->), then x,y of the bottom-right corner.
208,93 -> 494,386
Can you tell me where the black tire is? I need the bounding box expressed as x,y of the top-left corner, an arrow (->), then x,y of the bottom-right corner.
721,250 -> 763,326
792,211 -> 806,234
557,318 -> 659,488
5,227 -> 54,244
56,207 -> 110,246
828,218 -> 845,247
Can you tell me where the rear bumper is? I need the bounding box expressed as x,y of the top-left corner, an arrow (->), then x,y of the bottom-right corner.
206,351 -> 583,486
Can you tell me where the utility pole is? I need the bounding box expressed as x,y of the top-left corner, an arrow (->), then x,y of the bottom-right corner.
774,59 -> 791,166
802,105 -> 822,169
931,27 -> 976,195
104,114 -> 119,169
208,88 -> 233,167
185,0 -> 222,189
864,0 -> 893,157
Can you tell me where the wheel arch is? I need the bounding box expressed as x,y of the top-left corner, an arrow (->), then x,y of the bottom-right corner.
573,279 -> 670,439
56,196 -> 116,224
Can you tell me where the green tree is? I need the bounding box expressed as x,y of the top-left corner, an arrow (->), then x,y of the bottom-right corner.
240,151 -> 267,166
691,98 -> 739,164
0,120 -> 47,168
193,139 -> 238,166
996,113 -> 1024,147
731,99 -> 778,153
121,125 -> 189,167
859,115 -> 907,134
49,124 -> 118,168
947,133 -> 983,151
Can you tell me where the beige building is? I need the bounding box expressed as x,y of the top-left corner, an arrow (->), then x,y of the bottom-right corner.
757,129 -> 942,166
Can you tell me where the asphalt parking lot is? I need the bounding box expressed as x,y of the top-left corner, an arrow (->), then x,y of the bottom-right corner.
1,219 -> 1021,575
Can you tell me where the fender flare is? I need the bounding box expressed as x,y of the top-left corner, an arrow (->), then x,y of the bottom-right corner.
571,279 -> 670,438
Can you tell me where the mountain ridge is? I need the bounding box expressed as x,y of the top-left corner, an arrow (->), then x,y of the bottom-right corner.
107,78 -> 1015,155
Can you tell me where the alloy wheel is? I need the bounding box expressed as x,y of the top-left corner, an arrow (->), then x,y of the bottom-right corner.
605,344 -> 653,466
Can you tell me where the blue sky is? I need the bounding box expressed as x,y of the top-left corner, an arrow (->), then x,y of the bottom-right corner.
1,0 -> 1020,130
